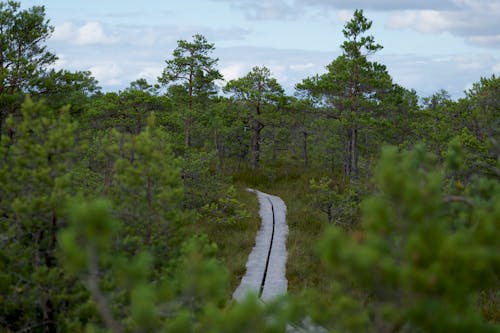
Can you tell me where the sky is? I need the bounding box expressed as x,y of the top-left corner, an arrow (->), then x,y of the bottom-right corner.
21,0 -> 500,99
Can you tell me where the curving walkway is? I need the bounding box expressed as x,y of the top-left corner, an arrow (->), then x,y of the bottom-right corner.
233,189 -> 288,302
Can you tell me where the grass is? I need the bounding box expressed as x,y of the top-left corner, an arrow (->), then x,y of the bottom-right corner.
192,185 -> 261,298
193,163 -> 338,300
234,164 -> 334,295
268,172 -> 331,295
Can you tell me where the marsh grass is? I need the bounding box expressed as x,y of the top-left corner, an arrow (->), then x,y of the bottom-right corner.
191,185 -> 261,298
236,165 -> 335,295
195,164 -> 340,300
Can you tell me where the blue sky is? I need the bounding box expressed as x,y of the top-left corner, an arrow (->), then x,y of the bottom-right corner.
22,0 -> 500,99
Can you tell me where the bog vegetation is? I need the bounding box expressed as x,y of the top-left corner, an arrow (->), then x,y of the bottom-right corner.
0,2 -> 499,332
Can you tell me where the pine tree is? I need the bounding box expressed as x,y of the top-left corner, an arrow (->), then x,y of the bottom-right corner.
224,66 -> 284,169
0,98 -> 79,332
158,34 -> 222,147
319,145 -> 500,332
297,9 -> 392,179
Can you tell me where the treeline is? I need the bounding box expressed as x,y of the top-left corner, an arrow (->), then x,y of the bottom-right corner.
0,2 -> 499,332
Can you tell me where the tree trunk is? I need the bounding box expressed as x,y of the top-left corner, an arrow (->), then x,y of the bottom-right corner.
351,127 -> 358,178
345,128 -> 352,177
185,119 -> 191,147
253,102 -> 264,169
43,299 -> 57,333
327,203 -> 333,223
253,121 -> 264,169
186,70 -> 193,147
344,127 -> 358,179
214,129 -> 224,172
302,130 -> 309,168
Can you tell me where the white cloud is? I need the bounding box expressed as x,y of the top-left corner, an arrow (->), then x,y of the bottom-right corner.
379,52 -> 500,98
221,63 -> 247,81
466,34 -> 500,48
385,2 -> 500,48
76,22 -> 116,45
89,63 -> 123,85
137,66 -> 164,82
336,10 -> 353,23
209,0 -> 500,48
212,0 -> 298,20
212,0 -> 458,18
300,0 -> 457,11
290,63 -> 315,71
456,60 -> 483,71
268,64 -> 288,83
493,63 -> 500,73
52,21 -> 117,45
457,0 -> 500,12
52,54 -> 68,70
52,22 -> 76,41
386,10 -> 451,33
464,82 -> 473,92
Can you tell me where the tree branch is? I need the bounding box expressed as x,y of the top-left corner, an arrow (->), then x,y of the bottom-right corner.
443,195 -> 474,207
86,246 -> 123,333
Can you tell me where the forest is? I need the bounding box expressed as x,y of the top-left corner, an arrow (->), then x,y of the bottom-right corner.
0,2 -> 499,332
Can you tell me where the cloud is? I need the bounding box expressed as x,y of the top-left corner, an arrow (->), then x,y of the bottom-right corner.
45,3 -> 499,97
336,9 -> 354,23
48,21 -> 249,91
76,22 -> 116,45
212,0 -> 298,20
493,63 -> 500,73
103,24 -> 249,48
210,0 -> 458,21
52,22 -> 75,41
467,35 -> 500,48
136,66 -> 164,82
300,0 -> 458,11
456,59 -> 482,71
386,1 -> 500,48
215,47 -> 332,90
52,54 -> 68,70
268,64 -> 288,82
89,62 -> 123,85
376,52 -> 499,98
386,10 -> 452,33
289,63 -> 315,71
221,63 -> 246,81
53,21 -> 117,45
210,0 -> 500,48
48,33 -> 499,100
216,47 -> 499,99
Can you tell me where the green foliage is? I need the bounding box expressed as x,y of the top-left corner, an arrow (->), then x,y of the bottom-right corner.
58,198 -> 296,333
159,34 -> 222,98
224,66 -> 285,168
0,0 -> 59,131
341,9 -> 382,58
159,34 -> 222,147
85,90 -> 171,135
111,114 -> 185,257
201,185 -> 251,224
308,176 -> 360,227
34,69 -> 100,114
0,1 -> 56,94
182,149 -> 228,209
462,75 -> 499,142
297,9 -> 392,179
1,5 -> 499,333
319,145 -> 500,332
0,98 -> 80,331
308,176 -> 337,223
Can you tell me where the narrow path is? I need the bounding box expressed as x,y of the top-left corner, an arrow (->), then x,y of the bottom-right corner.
233,189 -> 288,302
